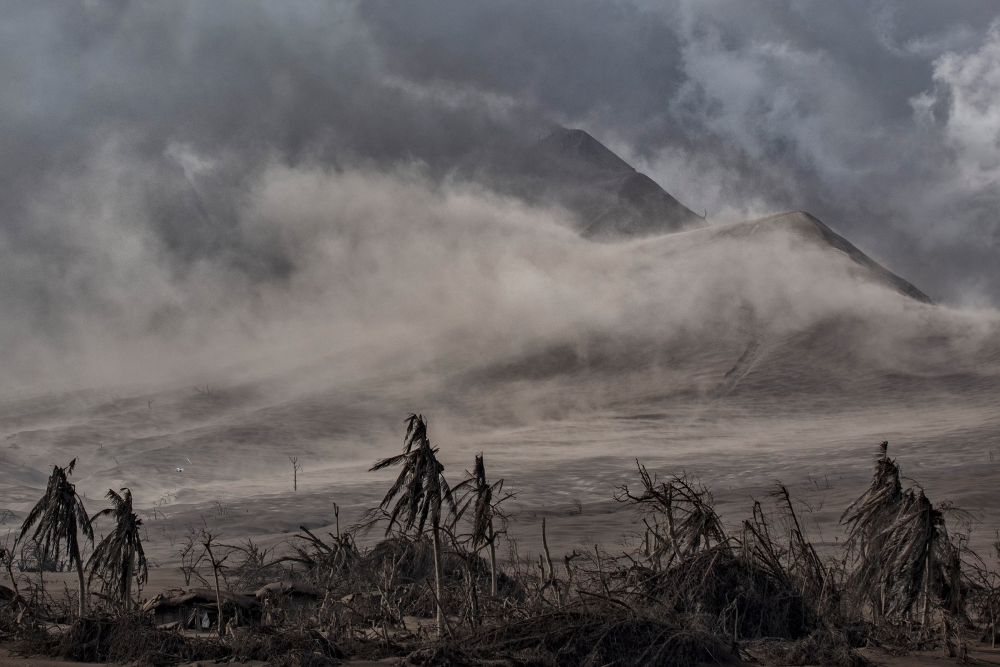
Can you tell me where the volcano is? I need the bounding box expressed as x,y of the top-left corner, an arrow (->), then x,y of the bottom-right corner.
530,127 -> 706,238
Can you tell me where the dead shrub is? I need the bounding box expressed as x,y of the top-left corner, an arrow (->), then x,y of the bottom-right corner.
19,612 -> 228,664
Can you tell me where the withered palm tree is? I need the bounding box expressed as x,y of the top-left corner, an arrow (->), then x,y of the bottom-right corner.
843,441 -> 962,627
842,441 -> 904,620
17,459 -> 93,616
370,414 -> 456,637
455,454 -> 508,596
87,488 -> 148,609
878,488 -> 959,627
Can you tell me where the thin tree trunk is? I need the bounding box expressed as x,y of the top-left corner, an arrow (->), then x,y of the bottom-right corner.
921,549 -> 932,633
488,520 -> 497,597
541,517 -> 554,586
465,561 -> 480,627
664,490 -> 682,562
205,543 -> 224,636
75,556 -> 87,617
124,551 -> 133,610
431,521 -> 445,638
990,603 -> 996,648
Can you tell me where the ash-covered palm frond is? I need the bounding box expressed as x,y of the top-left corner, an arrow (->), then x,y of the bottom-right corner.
876,488 -> 957,618
18,459 -> 93,564
772,484 -> 829,604
86,488 -> 148,609
369,414 -> 456,536
454,454 -> 511,597
17,459 -> 93,615
369,414 -> 457,637
842,441 -> 964,624
841,441 -> 904,617
842,442 -> 903,545
455,454 -> 508,549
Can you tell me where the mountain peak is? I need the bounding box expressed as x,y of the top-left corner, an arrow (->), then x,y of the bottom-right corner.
536,127 -> 636,177
527,127 -> 706,238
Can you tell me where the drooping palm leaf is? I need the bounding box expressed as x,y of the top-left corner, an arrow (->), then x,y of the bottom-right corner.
369,414 -> 456,636
86,488 -> 148,608
842,441 -> 960,622
17,460 -> 93,614
369,414 -> 456,536
455,454 -> 507,549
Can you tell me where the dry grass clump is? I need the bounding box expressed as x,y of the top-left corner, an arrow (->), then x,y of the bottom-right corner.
614,464 -> 825,641
227,626 -> 343,666
18,612 -> 228,665
16,614 -> 346,666
457,607 -> 734,667
661,546 -> 816,638
361,536 -> 521,616
284,525 -> 358,585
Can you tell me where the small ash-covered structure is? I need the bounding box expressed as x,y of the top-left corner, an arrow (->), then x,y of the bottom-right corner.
143,588 -> 259,630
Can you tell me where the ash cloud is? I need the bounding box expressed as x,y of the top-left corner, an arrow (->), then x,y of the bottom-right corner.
359,0 -> 1000,301
1,1 -> 999,394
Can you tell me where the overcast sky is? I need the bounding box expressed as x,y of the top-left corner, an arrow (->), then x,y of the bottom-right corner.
2,1 -> 1000,389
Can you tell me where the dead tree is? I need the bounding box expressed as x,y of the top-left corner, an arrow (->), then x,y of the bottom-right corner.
200,530 -> 230,636
289,456 -> 303,492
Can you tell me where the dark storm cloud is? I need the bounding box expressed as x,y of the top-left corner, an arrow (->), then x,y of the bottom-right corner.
2,0 -> 999,392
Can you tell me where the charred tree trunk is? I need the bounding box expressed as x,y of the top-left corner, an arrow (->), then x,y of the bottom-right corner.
488,520 -> 497,597
204,540 -> 224,636
920,546 -> 933,636
431,520 -> 445,638
74,556 -> 87,617
541,517 -> 554,588
124,551 -> 134,610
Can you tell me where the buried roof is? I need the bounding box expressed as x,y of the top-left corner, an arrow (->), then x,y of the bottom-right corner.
143,588 -> 258,612
254,580 -> 322,600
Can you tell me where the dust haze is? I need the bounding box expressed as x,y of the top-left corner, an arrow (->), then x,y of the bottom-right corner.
5,151 -> 996,394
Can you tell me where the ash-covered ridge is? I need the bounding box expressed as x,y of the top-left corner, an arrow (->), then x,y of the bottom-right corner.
528,127 -> 706,238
